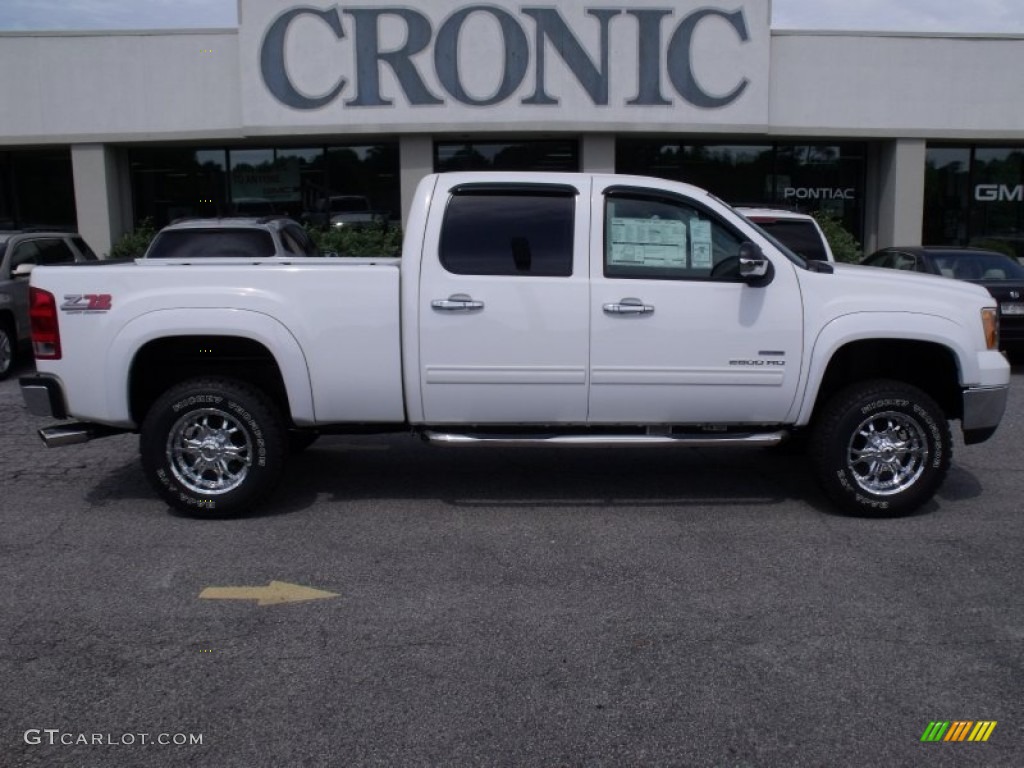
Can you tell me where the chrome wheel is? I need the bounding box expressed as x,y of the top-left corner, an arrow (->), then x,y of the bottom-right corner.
166,407 -> 252,495
846,410 -> 928,496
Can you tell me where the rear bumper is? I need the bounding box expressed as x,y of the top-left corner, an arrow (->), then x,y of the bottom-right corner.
961,385 -> 1009,444
21,374 -> 129,446
20,374 -> 68,419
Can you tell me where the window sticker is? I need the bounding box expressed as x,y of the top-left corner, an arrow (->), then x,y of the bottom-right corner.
609,217 -> 687,268
690,220 -> 713,269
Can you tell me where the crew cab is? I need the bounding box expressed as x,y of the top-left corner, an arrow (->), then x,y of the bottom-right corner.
20,173 -> 1010,518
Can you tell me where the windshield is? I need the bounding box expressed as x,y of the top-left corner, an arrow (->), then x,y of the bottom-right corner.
933,252 -> 1024,280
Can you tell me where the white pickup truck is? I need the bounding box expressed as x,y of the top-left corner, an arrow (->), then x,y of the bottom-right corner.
20,172 -> 1010,517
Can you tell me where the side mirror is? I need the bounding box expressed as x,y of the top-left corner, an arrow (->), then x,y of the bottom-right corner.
738,242 -> 773,286
12,262 -> 35,278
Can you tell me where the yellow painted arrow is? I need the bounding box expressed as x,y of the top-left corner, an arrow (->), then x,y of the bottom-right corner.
199,581 -> 338,606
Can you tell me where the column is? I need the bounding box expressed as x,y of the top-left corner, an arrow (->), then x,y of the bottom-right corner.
581,134 -> 615,173
874,139 -> 926,250
71,144 -> 126,258
399,136 -> 434,228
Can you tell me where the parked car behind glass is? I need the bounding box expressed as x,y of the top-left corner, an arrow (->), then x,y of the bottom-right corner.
861,246 -> 1024,352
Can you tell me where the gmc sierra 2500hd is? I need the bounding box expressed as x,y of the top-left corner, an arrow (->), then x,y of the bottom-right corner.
20,172 -> 1010,517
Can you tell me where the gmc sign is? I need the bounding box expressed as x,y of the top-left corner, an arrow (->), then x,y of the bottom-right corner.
975,184 -> 1024,203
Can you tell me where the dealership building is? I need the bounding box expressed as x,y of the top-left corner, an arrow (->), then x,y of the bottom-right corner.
0,0 -> 1022,258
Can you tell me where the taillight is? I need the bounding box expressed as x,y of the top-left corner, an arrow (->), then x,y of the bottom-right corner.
29,287 -> 61,359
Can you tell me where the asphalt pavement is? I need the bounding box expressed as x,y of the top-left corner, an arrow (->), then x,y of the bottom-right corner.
1,359 -> 1021,767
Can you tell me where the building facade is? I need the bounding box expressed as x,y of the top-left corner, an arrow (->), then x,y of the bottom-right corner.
1,0 -> 1022,258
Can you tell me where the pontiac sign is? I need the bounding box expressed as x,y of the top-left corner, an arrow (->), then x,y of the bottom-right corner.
241,0 -> 769,131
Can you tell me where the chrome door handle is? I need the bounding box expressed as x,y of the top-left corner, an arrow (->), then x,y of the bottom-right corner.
431,293 -> 485,312
603,298 -> 654,316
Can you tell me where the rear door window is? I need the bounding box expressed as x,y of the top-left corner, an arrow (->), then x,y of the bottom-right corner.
146,230 -> 276,258
753,220 -> 828,261
35,238 -> 77,265
439,188 -> 575,277
10,240 -> 42,271
282,224 -> 319,257
71,236 -> 99,260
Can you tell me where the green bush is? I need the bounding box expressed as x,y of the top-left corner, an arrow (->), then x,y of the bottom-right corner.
811,211 -> 863,264
307,221 -> 403,257
108,218 -> 158,259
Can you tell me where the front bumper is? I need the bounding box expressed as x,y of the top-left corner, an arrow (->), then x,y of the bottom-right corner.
962,385 -> 1009,444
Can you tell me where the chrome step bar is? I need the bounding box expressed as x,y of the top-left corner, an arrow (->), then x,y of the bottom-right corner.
424,430 -> 787,447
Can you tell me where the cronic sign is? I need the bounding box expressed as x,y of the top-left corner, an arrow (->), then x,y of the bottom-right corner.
258,5 -> 756,111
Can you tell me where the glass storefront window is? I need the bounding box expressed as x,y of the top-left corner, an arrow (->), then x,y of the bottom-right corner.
0,149 -> 76,230
923,147 -> 971,245
319,144 -> 400,223
616,139 -> 865,241
617,141 -> 772,203
971,148 -> 1024,257
925,145 -> 1024,258
434,140 -> 579,173
130,148 -> 228,224
130,143 -> 400,229
0,154 -> 11,229
773,144 -> 863,221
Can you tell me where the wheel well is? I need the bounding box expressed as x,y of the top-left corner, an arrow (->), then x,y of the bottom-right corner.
129,336 -> 292,426
814,340 -> 962,420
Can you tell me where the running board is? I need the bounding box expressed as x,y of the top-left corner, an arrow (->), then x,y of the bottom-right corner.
423,430 -> 787,447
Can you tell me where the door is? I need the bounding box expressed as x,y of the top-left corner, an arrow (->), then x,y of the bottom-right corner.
588,185 -> 804,425
418,178 -> 591,424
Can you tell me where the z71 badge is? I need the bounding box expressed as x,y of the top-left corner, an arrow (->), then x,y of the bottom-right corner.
61,294 -> 112,313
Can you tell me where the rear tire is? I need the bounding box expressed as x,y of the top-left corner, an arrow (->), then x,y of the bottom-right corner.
809,380 -> 951,517
140,377 -> 285,516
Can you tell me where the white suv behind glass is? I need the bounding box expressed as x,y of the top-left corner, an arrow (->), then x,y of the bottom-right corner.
737,207 -> 835,263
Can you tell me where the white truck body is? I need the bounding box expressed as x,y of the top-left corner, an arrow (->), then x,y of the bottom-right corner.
21,173 -> 1010,516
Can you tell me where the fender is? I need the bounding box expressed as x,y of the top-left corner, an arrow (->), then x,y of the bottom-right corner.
792,311 -> 973,425
106,308 -> 315,428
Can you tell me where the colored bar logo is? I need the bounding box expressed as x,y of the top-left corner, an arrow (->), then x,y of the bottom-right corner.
920,721 -> 997,742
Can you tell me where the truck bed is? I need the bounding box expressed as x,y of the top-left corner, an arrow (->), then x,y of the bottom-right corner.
31,257 -> 405,426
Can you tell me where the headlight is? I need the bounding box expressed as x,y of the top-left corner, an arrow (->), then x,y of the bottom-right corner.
981,307 -> 999,350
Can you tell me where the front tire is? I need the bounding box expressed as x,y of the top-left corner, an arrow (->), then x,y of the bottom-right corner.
140,378 -> 285,516
809,380 -> 951,517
